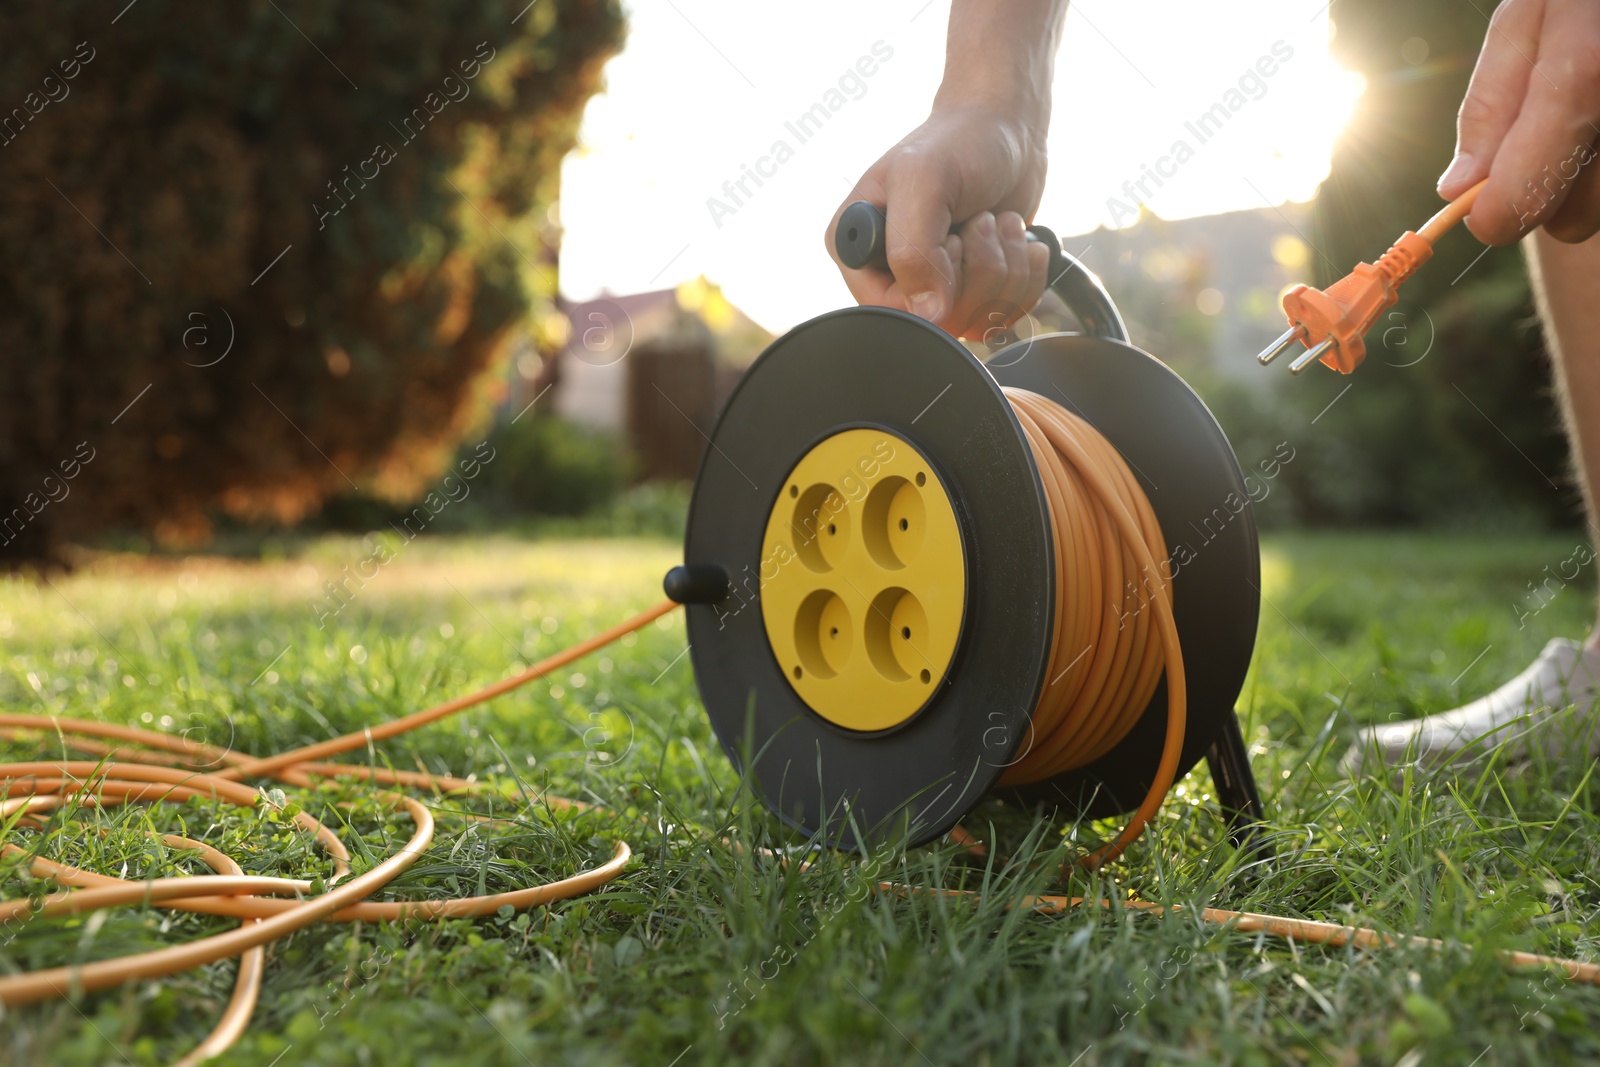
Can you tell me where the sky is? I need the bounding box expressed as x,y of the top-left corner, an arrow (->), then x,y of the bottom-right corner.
558,0 -> 1368,334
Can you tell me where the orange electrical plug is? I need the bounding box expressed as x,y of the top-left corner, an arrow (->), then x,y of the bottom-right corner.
1258,179 -> 1486,375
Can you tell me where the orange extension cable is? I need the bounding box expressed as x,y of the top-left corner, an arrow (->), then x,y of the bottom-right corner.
5,389 -> 1600,1066
0,599 -> 675,1065
998,389 -> 1185,866
1258,178 -> 1488,374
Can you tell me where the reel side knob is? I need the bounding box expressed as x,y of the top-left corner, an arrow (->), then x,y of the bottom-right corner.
663,564 -> 729,604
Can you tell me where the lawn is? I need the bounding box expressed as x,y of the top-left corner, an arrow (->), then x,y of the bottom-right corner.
3,530 -> 1600,1066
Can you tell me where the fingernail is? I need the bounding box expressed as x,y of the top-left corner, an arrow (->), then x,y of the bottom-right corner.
1438,152 -> 1474,193
909,291 -> 944,322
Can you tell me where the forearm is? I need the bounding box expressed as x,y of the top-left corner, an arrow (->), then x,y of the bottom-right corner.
933,0 -> 1066,131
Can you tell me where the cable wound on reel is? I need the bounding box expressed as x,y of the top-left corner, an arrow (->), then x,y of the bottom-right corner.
678,304 -> 1259,855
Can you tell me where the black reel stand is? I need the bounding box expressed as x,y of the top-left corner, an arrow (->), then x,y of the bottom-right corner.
666,203 -> 1268,855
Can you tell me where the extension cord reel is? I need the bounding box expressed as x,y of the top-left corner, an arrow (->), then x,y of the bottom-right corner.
665,204 -> 1266,850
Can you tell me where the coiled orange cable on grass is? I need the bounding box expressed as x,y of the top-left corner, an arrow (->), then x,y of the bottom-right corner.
0,599 -> 675,1065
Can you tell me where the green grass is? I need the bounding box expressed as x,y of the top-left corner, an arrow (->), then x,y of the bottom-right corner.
4,530 -> 1600,1066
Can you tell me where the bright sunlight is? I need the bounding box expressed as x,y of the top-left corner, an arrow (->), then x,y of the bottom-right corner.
558,0 -> 1366,332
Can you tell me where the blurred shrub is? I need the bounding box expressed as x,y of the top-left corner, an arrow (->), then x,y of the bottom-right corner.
313,414 -> 628,531
462,414 -> 628,520
520,481 -> 691,540
589,481 -> 690,538
0,0 -> 624,564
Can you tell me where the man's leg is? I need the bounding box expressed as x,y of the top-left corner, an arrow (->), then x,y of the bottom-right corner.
1531,228 -> 1600,617
1342,229 -> 1600,776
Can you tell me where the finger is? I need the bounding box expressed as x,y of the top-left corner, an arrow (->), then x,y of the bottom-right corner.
961,213 -> 1041,351
1442,0 -> 1544,198
1470,7 -> 1600,243
957,211 -> 1032,344
827,169 -> 897,307
992,211 -> 1034,323
1545,138 -> 1600,242
883,155 -> 959,323
946,212 -> 1005,337
1024,240 -> 1049,314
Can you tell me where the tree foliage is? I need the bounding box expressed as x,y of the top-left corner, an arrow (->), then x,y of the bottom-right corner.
0,0 -> 624,562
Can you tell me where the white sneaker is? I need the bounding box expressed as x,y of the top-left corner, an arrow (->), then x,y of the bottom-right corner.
1340,638 -> 1600,778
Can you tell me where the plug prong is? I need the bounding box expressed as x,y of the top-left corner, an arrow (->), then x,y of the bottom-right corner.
1257,326 -> 1304,365
1289,338 -> 1335,375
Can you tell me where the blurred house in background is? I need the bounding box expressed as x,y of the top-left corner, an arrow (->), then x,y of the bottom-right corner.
1052,203 -> 1314,377
504,278 -> 772,481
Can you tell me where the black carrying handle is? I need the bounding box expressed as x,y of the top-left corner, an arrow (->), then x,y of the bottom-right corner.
834,200 -> 1129,344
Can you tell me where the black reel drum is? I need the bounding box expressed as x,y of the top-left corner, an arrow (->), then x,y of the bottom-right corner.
664,206 -> 1263,849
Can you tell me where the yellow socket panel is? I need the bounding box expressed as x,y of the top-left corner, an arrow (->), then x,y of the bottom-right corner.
759,428 -> 967,732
